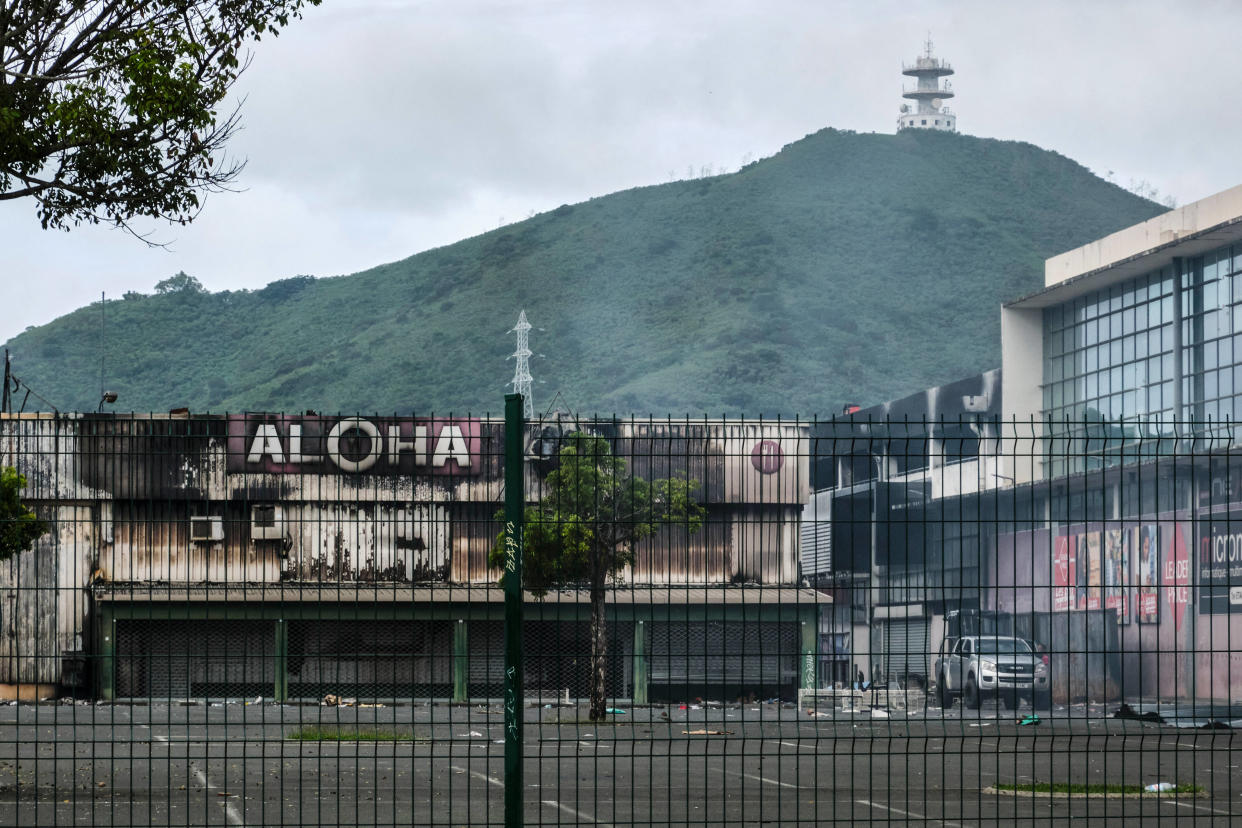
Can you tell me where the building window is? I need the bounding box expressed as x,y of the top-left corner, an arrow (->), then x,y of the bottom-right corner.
921,119 -> 926,125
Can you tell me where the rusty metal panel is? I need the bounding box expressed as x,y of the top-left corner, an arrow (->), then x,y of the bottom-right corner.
0,505 -> 91,685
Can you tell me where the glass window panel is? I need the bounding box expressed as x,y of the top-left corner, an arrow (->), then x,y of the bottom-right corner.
1148,384 -> 1162,412
1123,334 -> 1135,363
1205,338 -> 1220,370
1161,296 -> 1173,324
1162,352 -> 1174,378
1221,367 -> 1234,398
1206,310 -> 1221,340
1134,330 -> 1148,358
1086,373 -> 1098,399
1123,362 -> 1136,388
1206,370 -> 1218,399
1110,292 -> 1121,313
1110,339 -> 1122,365
1086,318 -> 1098,343
1087,346 -> 1099,372
1111,366 -> 1122,391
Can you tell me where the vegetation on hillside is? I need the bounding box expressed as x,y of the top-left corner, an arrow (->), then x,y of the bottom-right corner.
3,129 -> 1165,415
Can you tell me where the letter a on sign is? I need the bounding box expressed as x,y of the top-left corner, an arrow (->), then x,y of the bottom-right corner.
433,425 -> 472,468
247,424 -> 285,464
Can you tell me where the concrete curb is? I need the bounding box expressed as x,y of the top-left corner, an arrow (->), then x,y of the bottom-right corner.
982,785 -> 1207,799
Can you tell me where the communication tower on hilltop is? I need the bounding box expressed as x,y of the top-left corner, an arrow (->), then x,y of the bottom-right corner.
897,36 -> 956,133
507,310 -> 534,419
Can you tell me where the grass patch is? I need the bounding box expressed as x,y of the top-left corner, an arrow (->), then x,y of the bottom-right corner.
288,726 -> 428,742
994,782 -> 1203,795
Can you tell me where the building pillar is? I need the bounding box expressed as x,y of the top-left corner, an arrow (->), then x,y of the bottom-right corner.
632,620 -> 647,705
274,619 -> 288,703
453,619 -> 469,703
97,609 -> 116,702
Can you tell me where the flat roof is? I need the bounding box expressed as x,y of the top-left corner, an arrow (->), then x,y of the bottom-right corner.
1007,211 -> 1242,310
94,584 -> 832,604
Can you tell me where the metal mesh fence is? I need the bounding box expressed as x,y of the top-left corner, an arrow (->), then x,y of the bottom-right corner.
0,410 -> 1240,824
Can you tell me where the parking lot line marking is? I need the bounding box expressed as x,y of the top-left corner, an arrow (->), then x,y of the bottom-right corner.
1160,799 -> 1235,816
192,764 -> 244,827
450,765 -> 503,789
541,799 -> 611,826
778,740 -> 814,751
856,798 -> 966,828
724,769 -> 800,790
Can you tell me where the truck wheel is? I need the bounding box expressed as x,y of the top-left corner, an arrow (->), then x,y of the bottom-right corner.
1001,692 -> 1015,710
1034,691 -> 1051,711
938,676 -> 954,709
965,676 -> 981,710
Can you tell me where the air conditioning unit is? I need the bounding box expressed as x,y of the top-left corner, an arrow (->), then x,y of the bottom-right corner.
251,505 -> 284,540
189,516 -> 224,542
961,394 -> 990,413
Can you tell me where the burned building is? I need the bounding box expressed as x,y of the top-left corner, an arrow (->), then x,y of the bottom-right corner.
0,412 -> 824,703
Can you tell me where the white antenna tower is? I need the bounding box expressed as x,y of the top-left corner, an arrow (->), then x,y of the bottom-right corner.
507,310 -> 534,419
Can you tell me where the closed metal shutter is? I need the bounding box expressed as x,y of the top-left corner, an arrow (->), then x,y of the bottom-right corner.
649,621 -> 798,698
468,620 -> 628,699
116,619 -> 275,699
881,616 -> 930,684
800,491 -> 832,576
288,619 -> 453,700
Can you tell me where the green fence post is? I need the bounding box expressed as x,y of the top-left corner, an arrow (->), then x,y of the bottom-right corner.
800,613 -> 817,694
274,619 -> 288,703
503,393 -> 525,827
633,619 -> 648,705
453,619 -> 469,703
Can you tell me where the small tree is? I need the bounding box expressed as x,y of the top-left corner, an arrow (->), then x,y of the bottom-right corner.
154,271 -> 205,294
1,467 -> 48,562
492,432 -> 704,721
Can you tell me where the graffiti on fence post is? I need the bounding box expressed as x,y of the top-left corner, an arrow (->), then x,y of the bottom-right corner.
503,394 -> 525,827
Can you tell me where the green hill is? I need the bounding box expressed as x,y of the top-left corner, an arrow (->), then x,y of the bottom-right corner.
4,128 -> 1165,416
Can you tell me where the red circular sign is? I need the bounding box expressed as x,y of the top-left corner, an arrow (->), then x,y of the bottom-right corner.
750,440 -> 784,474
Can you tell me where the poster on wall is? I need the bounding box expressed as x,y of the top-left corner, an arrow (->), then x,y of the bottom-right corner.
1053,534 -> 1071,612
1104,528 -> 1128,623
1195,511 -> 1242,614
1167,522 -> 1191,630
1085,531 -> 1102,610
1134,525 -> 1160,624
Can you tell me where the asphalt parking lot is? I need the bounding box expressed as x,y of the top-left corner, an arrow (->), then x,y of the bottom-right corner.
0,698 -> 1239,825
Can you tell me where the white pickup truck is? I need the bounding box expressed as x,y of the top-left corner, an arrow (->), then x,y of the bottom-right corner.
935,635 -> 1050,710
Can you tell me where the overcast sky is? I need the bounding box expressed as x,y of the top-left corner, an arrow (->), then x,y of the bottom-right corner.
3,0 -> 1240,344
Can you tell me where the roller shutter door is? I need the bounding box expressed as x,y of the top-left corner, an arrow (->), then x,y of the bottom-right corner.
881,616 -> 930,684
